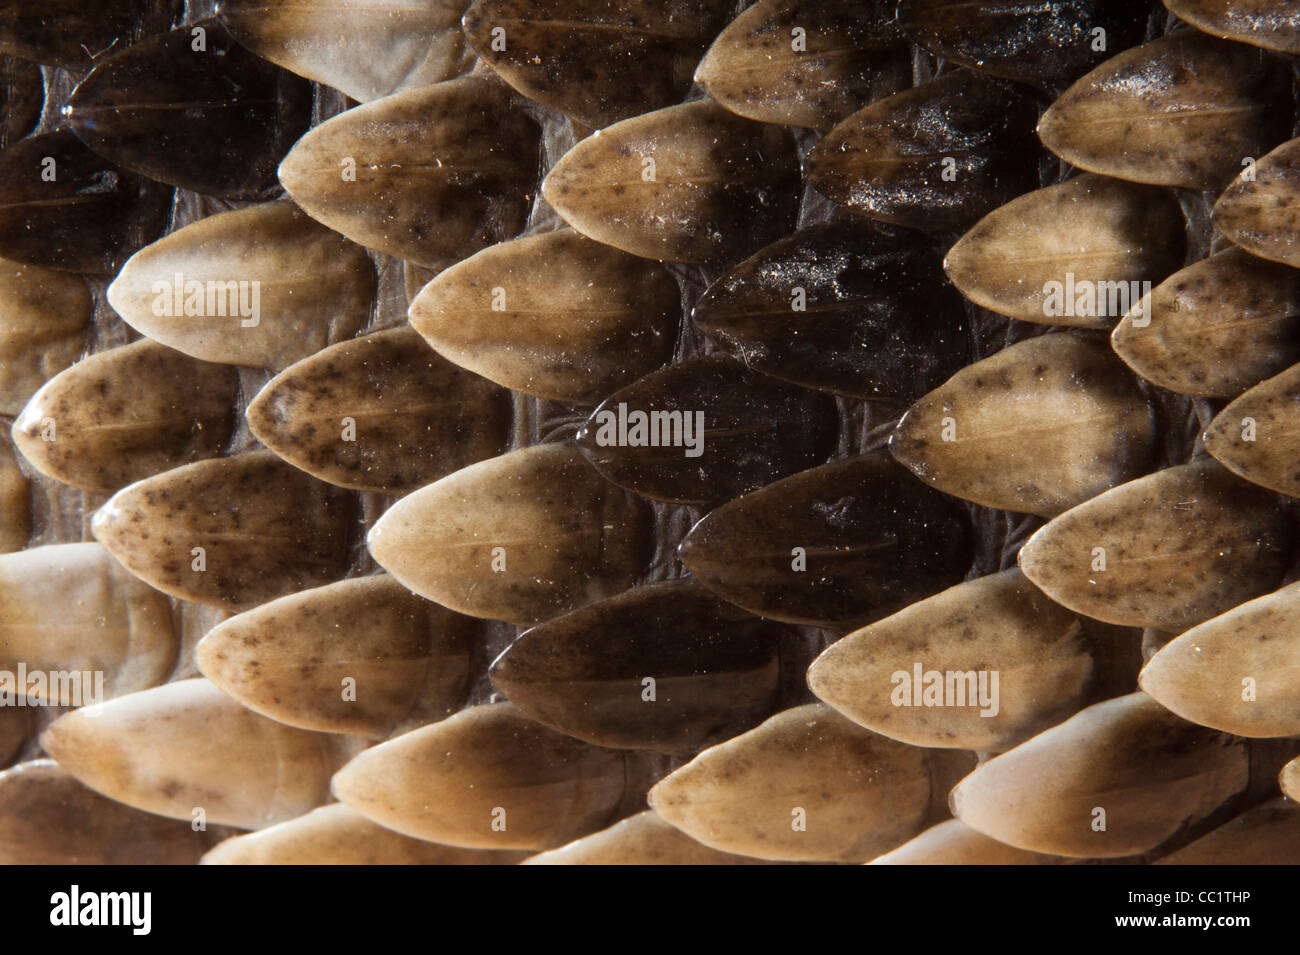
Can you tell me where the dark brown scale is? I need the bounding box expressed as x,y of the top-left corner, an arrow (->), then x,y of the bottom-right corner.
1165,0 -> 1300,55
0,761 -> 219,864
0,707 -> 30,766
0,0 -> 180,68
575,355 -> 838,505
806,71 -> 1042,233
490,578 -> 788,753
63,19 -> 311,199
692,220 -> 970,400
0,55 -> 40,148
896,0 -> 1149,89
462,0 -> 728,128
677,452 -> 972,628
0,129 -> 171,273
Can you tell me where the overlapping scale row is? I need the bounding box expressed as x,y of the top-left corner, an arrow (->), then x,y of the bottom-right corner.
0,0 -> 1295,870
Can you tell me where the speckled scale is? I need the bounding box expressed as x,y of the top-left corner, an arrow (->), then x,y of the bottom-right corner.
64,19 -> 311,199
807,71 -> 1042,233
1018,459 -> 1294,631
247,326 -> 512,494
12,339 -> 239,494
90,451 -> 356,612
1110,248 -> 1300,398
896,0 -> 1149,89
809,569 -> 1093,752
678,451 -> 972,628
575,355 -> 839,505
525,811 -> 776,865
1215,137 -> 1300,269
490,578 -> 786,753
1282,757 -> 1300,800
0,542 -> 178,703
197,574 -> 479,739
0,130 -> 172,274
871,819 -> 1067,865
889,333 -> 1157,517
1203,363 -> 1300,497
1156,799 -> 1300,865
106,200 -> 376,371
692,221 -> 971,400
279,75 -> 542,267
1038,31 -> 1293,190
202,804 -> 530,865
463,0 -> 728,128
